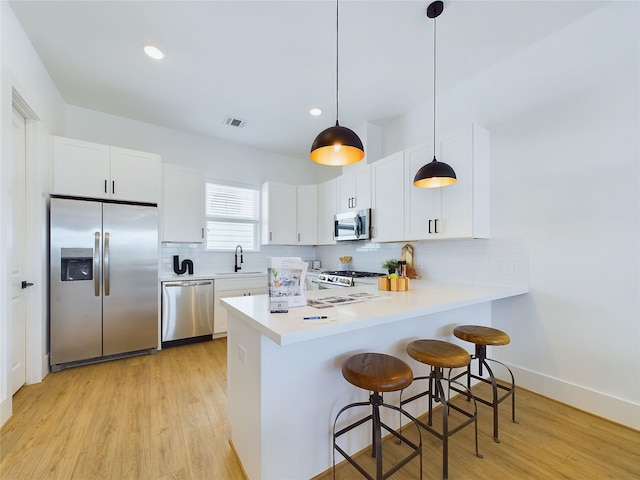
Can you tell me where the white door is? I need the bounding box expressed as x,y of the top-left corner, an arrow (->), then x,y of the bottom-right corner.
11,106 -> 27,395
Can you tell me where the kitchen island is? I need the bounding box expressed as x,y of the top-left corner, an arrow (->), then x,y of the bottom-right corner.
222,280 -> 528,480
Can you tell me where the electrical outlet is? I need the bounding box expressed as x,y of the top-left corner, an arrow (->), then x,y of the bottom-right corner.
238,344 -> 247,366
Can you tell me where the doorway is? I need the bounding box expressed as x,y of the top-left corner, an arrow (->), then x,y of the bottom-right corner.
10,106 -> 27,394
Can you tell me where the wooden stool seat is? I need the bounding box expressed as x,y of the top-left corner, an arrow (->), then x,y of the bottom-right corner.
453,325 -> 510,346
342,352 -> 413,392
407,339 -> 470,369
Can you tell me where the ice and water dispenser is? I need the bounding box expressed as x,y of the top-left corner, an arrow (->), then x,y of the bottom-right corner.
60,248 -> 93,281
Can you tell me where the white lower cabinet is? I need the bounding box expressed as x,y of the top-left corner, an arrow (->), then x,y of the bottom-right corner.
214,276 -> 267,335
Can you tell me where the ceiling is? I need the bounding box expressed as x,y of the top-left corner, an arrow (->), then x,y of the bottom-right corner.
9,0 -> 605,159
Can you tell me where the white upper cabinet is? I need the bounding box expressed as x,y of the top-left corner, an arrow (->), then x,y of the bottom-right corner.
261,182 -> 297,245
162,164 -> 204,243
404,143 -> 442,239
110,147 -> 161,203
371,151 -> 405,243
261,182 -> 318,245
296,185 -> 317,245
53,137 -> 109,199
336,166 -> 371,211
316,178 -> 337,245
405,124 -> 490,240
53,136 -> 160,203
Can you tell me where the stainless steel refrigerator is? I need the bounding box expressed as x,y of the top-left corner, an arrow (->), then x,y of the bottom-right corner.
50,196 -> 158,371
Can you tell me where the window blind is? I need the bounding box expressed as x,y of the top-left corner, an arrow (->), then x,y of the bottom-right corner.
205,182 -> 259,250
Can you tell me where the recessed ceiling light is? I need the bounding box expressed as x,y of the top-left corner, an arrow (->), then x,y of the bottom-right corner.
143,45 -> 165,60
310,108 -> 323,116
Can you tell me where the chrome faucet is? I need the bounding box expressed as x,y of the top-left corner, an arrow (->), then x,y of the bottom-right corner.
234,245 -> 244,272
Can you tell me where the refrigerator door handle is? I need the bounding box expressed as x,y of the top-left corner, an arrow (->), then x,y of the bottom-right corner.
104,232 -> 110,296
94,232 -> 101,296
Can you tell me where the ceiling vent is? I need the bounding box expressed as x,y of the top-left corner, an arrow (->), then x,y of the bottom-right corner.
223,116 -> 247,128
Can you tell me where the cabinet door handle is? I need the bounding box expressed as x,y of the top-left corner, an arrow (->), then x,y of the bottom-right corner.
428,219 -> 432,234
434,218 -> 439,233
104,180 -> 107,194
112,180 -> 115,194
352,197 -> 356,208
269,232 -> 272,241
201,228 -> 204,239
298,233 -> 301,242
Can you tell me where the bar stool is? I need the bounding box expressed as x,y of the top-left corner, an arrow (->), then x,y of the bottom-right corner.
333,352 -> 423,480
451,325 -> 517,443
401,340 -> 482,480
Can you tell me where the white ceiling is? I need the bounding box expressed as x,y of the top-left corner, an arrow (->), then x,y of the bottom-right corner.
9,0 -> 605,159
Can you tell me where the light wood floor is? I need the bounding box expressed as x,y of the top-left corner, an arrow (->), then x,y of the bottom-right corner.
1,339 -> 639,480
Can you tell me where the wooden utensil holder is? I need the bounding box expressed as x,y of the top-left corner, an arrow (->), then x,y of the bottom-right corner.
378,277 -> 409,291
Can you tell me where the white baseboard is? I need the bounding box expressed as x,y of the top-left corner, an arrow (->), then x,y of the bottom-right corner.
1,395 -> 11,428
507,364 -> 640,430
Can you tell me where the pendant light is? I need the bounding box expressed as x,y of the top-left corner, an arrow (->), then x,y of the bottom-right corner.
414,1 -> 457,188
310,0 -> 365,166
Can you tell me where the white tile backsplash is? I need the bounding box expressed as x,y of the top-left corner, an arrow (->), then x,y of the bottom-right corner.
160,243 -> 316,276
162,237 -> 528,287
316,237 -> 528,287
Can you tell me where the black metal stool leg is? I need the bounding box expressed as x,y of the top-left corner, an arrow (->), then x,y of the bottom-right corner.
457,344 -> 518,443
333,394 -> 423,480
433,369 -> 450,480
371,393 -> 383,479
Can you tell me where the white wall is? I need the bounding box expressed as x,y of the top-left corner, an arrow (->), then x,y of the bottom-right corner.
381,2 -> 639,427
0,0 -> 66,425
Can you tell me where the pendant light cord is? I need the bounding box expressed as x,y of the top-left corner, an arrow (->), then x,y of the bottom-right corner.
335,0 -> 340,126
433,15 -> 437,158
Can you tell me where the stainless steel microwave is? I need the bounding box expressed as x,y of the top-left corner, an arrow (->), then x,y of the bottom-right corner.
334,209 -> 371,241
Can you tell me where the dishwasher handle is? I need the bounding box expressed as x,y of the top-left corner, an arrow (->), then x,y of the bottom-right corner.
164,280 -> 213,287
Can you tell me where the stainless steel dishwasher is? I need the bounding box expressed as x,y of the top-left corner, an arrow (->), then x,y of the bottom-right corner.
162,279 -> 214,346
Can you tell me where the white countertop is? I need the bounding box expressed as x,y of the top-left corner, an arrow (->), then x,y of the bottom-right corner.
159,272 -> 267,282
222,280 -> 529,346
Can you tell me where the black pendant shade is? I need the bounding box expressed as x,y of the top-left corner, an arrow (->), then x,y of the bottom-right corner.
310,0 -> 364,166
413,156 -> 457,188
310,122 -> 365,166
414,0 -> 457,188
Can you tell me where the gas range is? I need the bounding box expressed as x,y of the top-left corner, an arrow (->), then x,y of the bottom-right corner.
317,271 -> 385,288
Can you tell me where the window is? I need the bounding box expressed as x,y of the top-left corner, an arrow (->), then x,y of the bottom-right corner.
205,182 -> 259,251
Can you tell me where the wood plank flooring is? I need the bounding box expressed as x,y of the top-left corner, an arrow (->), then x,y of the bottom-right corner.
1,338 -> 639,480
0,338 -> 245,480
